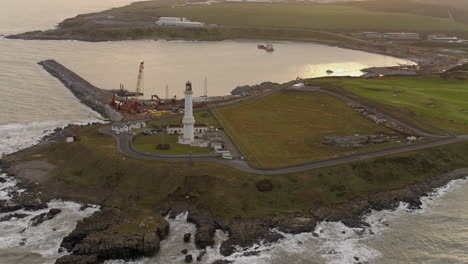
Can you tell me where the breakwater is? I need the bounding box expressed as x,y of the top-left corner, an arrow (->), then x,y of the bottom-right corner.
38,60 -> 123,121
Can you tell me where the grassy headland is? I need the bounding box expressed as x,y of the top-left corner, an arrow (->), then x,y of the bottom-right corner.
146,3 -> 468,32
9,1 -> 468,43
315,74 -> 468,134
213,91 -> 398,168
9,124 -> 468,220
133,134 -> 213,154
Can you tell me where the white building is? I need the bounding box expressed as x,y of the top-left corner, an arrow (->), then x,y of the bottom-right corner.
155,17 -> 205,27
383,32 -> 420,40
112,121 -> 146,134
358,32 -> 382,39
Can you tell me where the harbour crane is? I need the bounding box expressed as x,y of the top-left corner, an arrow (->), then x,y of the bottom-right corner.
135,61 -> 144,100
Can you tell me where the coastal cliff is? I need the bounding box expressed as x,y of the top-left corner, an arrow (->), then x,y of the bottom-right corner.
38,60 -> 122,122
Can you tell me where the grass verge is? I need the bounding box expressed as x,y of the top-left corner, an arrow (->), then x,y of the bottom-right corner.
213,91 -> 399,168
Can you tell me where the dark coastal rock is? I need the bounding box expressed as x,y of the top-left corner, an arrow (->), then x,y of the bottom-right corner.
195,225 -> 216,249
0,160 -> 11,170
211,260 -> 233,264
23,203 -> 48,211
183,233 -> 192,243
72,231 -> 160,259
313,206 -> 353,222
181,249 -> 188,254
0,213 -> 29,222
197,250 -> 207,261
155,204 -> 171,216
219,219 -> 283,256
0,201 -> 22,213
272,216 -> 317,234
55,254 -> 98,264
59,207 -> 169,263
0,177 -> 6,183
187,208 -> 214,226
156,220 -> 170,240
369,189 -> 418,211
30,208 -> 61,227
60,208 -> 125,252
341,217 -> 370,228
184,254 -> 193,263
79,204 -> 92,211
255,179 -> 273,192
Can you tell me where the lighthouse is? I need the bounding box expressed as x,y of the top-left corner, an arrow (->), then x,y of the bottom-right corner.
181,81 -> 195,144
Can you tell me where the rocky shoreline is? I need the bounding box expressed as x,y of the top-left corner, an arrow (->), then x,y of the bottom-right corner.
4,151 -> 466,264
38,60 -> 123,122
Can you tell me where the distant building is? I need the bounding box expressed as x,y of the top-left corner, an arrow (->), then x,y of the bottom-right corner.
112,121 -> 146,134
155,17 -> 205,27
383,32 -> 420,40
428,34 -> 467,43
358,32 -> 382,39
167,124 -> 209,135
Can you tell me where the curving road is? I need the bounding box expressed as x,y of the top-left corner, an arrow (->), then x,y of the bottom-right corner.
102,127 -> 468,175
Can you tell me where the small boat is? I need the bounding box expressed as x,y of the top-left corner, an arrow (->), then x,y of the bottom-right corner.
258,43 -> 274,52
326,70 -> 334,74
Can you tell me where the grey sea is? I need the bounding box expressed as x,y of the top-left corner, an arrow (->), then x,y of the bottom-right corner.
0,0 -> 466,263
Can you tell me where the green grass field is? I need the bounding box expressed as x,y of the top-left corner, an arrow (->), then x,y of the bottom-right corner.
133,134 -> 212,154
148,3 -> 468,32
148,110 -> 220,128
213,91 -> 396,168
316,76 -> 468,134
25,124 -> 468,221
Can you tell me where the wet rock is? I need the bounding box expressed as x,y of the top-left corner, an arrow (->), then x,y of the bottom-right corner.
156,220 -> 170,240
243,250 -> 260,256
219,219 -> 283,256
0,160 -> 10,170
342,218 -> 370,229
55,254 -> 98,264
181,249 -> 188,254
72,231 -> 160,259
196,250 -> 206,261
0,177 -> 6,183
183,233 -> 192,243
155,204 -> 171,216
195,225 -> 215,249
272,216 -> 317,234
0,213 -> 29,222
255,179 -> 273,192
369,189 -> 418,211
184,254 -> 193,263
60,208 -> 125,252
354,256 -> 360,261
79,204 -> 92,211
23,203 -> 48,211
312,232 -> 319,237
30,208 -> 61,227
0,201 -> 22,213
58,247 -> 66,253
211,260 -> 233,264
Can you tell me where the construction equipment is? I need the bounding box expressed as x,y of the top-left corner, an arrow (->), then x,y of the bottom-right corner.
135,62 -> 144,100
151,95 -> 164,104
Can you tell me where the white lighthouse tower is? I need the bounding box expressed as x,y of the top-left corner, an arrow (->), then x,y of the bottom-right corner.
180,81 -> 195,144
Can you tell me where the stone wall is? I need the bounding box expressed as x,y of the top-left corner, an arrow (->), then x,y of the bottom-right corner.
38,60 -> 123,122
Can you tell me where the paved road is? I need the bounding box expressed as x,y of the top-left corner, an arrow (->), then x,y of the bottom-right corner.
102,127 -> 468,175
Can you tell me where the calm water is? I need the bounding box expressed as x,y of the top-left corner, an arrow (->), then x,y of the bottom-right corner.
0,0 -> 466,263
